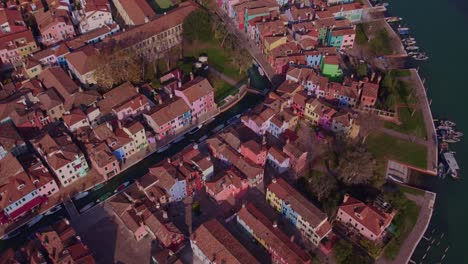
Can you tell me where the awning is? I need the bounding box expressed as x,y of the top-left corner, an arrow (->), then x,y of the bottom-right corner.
8,196 -> 47,220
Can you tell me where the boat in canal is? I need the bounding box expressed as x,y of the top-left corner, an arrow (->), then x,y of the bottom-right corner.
1,229 -> 21,240
73,191 -> 89,200
115,181 -> 130,193
97,192 -> 112,202
44,205 -> 62,216
438,163 -> 447,179
398,27 -> 410,35
385,17 -> 402,23
188,125 -> 202,135
27,214 -> 44,228
413,53 -> 429,61
406,46 -> 420,51
443,151 -> 460,180
157,144 -> 171,153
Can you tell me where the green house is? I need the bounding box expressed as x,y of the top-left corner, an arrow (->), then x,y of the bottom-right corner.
321,55 -> 342,78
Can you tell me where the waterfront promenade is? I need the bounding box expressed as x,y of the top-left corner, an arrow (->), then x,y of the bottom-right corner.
378,190 -> 436,264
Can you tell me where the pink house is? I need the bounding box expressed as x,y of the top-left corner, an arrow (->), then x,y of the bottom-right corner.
283,142 -> 308,174
87,142 -> 120,180
34,9 -> 76,46
30,167 -> 60,198
239,140 -> 267,166
143,98 -> 191,140
98,82 -> 151,120
175,77 -> 216,122
205,169 -> 249,203
336,195 -> 396,241
241,107 -> 276,136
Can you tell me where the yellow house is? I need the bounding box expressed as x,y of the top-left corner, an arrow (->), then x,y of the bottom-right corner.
263,35 -> 287,54
304,99 -> 320,123
22,59 -> 43,79
266,188 -> 282,212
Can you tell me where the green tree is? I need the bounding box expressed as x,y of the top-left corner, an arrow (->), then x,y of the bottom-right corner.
305,171 -> 337,202
334,240 -> 353,264
336,143 -> 377,185
183,10 -> 211,42
356,63 -> 368,78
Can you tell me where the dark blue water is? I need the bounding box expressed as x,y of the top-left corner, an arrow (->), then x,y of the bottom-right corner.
388,1 -> 468,263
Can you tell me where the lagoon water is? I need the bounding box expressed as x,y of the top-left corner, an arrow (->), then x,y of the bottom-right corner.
388,0 -> 468,263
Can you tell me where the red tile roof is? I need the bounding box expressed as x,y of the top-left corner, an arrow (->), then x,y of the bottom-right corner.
192,219 -> 259,264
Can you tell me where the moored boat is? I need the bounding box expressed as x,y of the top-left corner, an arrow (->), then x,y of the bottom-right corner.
406,46 -> 420,51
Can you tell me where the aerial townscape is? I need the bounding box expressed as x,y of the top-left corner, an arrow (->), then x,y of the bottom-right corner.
0,0 -> 461,263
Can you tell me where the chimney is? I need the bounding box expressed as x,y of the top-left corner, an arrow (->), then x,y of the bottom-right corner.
343,193 -> 350,203
177,81 -> 182,88
163,210 -> 168,219
190,72 -> 194,81
377,75 -> 382,84
167,158 -> 171,163
144,17 -> 149,23
272,178 -> 277,183
290,235 -> 295,243
370,72 -> 376,82
262,135 -> 266,145
158,95 -> 163,105
273,220 -> 278,228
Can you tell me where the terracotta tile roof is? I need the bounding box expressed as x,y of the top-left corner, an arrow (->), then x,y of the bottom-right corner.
323,55 -> 340,65
241,139 -> 263,154
115,0 -> 155,25
192,219 -> 259,264
0,171 -> 36,210
146,98 -> 190,126
123,120 -> 144,135
268,146 -> 288,163
100,2 -> 196,50
361,82 -> 379,98
268,178 -> 328,228
144,213 -> 183,248
283,142 -> 306,159
339,195 -> 394,237
237,204 -> 310,263
98,82 -> 139,114
0,122 -> 24,152
109,194 -> 132,217
332,111 -> 352,127
327,2 -> 362,13
120,209 -> 143,233
65,45 -> 99,75
205,169 -> 245,195
0,8 -> 26,33
0,29 -> 36,50
37,88 -> 63,111
38,67 -> 79,108
87,142 -> 116,168
0,153 -> 24,184
62,108 -> 87,127
34,9 -> 73,31
147,161 -> 184,191
331,27 -> 355,37
177,77 -> 214,104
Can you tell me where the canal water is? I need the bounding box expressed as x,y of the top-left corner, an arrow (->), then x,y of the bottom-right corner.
388,1 -> 468,263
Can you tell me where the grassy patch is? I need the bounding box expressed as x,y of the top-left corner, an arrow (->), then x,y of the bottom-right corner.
369,29 -> 392,56
184,40 -> 247,81
385,107 -> 427,139
398,184 -> 425,196
209,74 -> 237,103
366,132 -> 428,171
147,0 -> 177,13
356,23 -> 393,56
384,198 -> 421,259
356,24 -> 368,45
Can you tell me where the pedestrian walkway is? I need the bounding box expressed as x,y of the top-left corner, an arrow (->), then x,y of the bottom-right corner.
377,191 -> 436,264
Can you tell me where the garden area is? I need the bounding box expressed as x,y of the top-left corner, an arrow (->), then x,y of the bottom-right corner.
355,22 -> 394,56
147,0 -> 177,14
385,107 -> 427,139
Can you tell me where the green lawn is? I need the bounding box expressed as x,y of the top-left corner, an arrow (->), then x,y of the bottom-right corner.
147,0 -> 176,13
398,184 -> 425,196
184,40 -> 248,81
366,132 -> 428,171
385,107 -> 427,139
209,74 -> 237,103
355,23 -> 393,56
384,198 -> 421,259
155,0 -> 172,9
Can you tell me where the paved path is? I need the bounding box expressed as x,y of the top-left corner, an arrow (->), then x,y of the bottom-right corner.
209,67 -> 237,86
377,191 -> 436,264
215,9 -> 277,85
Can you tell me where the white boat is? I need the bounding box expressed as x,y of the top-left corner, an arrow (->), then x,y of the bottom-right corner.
406,46 -> 419,51
79,202 -> 95,213
398,27 -> 410,34
404,41 -> 417,46
413,54 -> 429,61
115,181 -> 130,193
157,144 -> 171,153
258,67 -> 265,76
1,229 -> 21,240
44,205 -> 62,216
443,152 -> 460,179
73,191 -> 89,200
385,17 -> 402,23
173,135 -> 185,143
189,125 -> 202,135
27,214 -> 44,227
402,37 -> 415,42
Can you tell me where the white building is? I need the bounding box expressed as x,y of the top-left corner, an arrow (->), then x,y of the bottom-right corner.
72,0 -> 114,33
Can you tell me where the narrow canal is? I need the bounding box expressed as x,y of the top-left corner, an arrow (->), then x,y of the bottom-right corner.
0,67 -> 267,252
388,1 -> 468,263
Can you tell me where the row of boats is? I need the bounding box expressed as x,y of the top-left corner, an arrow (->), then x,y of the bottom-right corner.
436,120 -> 462,180
394,25 -> 429,61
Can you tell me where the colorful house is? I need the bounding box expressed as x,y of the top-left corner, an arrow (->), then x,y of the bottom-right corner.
122,121 -> 148,151
327,27 -> 356,50
328,3 -> 363,23
267,146 -> 290,174
32,132 -> 89,187
72,0 -> 114,33
0,122 -> 28,159
93,122 -> 136,162
241,107 -> 276,136
144,98 -> 191,141
0,30 -> 39,70
321,55 -> 342,78
360,82 -> 379,107
34,9 -> 76,46
237,203 -> 311,264
336,194 -> 396,241
239,139 -> 267,166
87,142 -> 120,180
145,161 -> 187,201
266,178 -> 332,246
174,77 -> 216,122
205,169 -> 249,203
